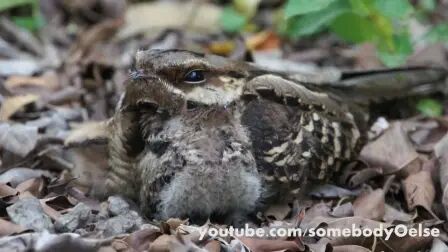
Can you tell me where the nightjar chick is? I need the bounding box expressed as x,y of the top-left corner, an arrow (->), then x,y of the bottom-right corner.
105,49 -> 447,224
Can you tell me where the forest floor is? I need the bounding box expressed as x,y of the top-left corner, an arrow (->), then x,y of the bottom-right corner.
1,0 -> 448,251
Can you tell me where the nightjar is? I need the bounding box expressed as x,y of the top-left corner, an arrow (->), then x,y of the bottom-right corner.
105,49 -> 447,223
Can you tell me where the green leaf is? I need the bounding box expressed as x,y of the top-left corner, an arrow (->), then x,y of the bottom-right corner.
0,0 -> 34,11
374,0 -> 414,19
220,6 -> 247,33
286,0 -> 350,37
330,12 -> 376,43
12,15 -> 43,31
420,0 -> 436,11
349,0 -> 375,16
284,0 -> 337,18
417,98 -> 443,117
424,23 -> 448,43
377,33 -> 413,67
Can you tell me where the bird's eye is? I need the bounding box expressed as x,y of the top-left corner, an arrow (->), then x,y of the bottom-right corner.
184,70 -> 205,83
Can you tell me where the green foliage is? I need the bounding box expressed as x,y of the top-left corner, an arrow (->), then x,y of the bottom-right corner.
0,0 -> 42,31
283,0 -> 418,67
219,0 -> 260,33
0,0 -> 34,11
284,0 -> 350,37
220,6 -> 247,33
219,0 -> 443,68
377,32 -> 413,67
374,0 -> 414,19
284,0 -> 337,18
425,23 -> 448,43
417,98 -> 443,117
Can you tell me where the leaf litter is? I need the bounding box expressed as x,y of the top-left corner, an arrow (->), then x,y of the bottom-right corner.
0,0 -> 448,251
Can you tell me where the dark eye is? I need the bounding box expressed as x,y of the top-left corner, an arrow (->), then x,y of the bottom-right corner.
184,70 -> 205,83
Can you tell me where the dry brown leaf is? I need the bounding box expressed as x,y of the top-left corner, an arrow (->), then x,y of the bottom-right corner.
169,234 -> 207,252
149,234 -> 172,252
162,218 -> 187,232
347,167 -> 383,188
381,222 -> 438,252
360,122 -> 419,175
118,2 -> 221,39
431,238 -> 448,252
434,132 -> 448,217
15,177 -> 46,198
353,189 -> 385,221
237,236 -> 305,252
39,196 -> 75,220
126,228 -> 163,252
308,184 -> 360,198
264,204 -> 292,221
409,120 -> 447,153
203,240 -> 221,252
0,218 -> 27,237
330,202 -> 354,218
111,239 -> 129,251
332,245 -> 372,252
70,18 -> 124,62
246,31 -> 281,51
0,94 -> 39,121
64,121 -> 109,147
5,72 -> 59,91
305,242 -> 332,252
383,204 -> 415,223
302,216 -> 391,247
301,202 -> 332,227
402,170 -> 435,213
308,217 -> 432,252
0,183 -> 18,198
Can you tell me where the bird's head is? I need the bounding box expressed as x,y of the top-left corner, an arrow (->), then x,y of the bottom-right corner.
119,49 -> 252,114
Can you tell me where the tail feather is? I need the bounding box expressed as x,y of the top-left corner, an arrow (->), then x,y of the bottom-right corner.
335,66 -> 447,104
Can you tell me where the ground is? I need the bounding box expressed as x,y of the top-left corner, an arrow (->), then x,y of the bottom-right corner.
0,0 -> 448,251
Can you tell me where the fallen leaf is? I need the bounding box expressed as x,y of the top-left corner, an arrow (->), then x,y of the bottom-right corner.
70,18 -> 124,62
308,184 -> 360,198
0,219 -> 27,237
64,121 -> 109,147
15,177 -> 47,198
237,236 -> 305,252
0,183 -> 18,198
203,240 -> 221,252
126,228 -> 162,252
264,204 -> 292,221
360,122 -> 419,175
5,71 -> 59,91
0,95 -> 39,121
383,204 -> 415,223
353,189 -> 385,221
402,170 -> 435,213
347,167 -> 383,188
431,238 -> 448,252
118,2 -> 222,40
169,234 -> 208,252
0,59 -> 41,76
434,132 -> 448,217
330,202 -> 354,218
333,245 -> 372,252
149,234 -> 172,252
0,168 -> 49,187
246,31 -> 281,51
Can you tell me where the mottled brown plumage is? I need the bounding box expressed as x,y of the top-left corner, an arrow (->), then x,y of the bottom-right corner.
105,49 -> 447,223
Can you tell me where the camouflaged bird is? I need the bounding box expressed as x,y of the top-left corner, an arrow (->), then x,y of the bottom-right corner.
105,49 -> 447,223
